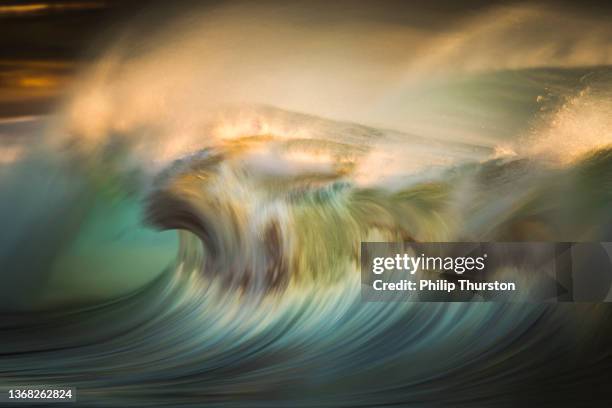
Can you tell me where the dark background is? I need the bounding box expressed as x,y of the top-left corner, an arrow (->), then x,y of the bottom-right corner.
1,0 -> 611,119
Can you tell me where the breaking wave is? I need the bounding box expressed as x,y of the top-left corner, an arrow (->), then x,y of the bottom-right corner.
1,3 -> 612,406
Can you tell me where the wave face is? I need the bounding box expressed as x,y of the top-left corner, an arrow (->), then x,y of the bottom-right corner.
1,3 -> 612,406
2,102 -> 612,406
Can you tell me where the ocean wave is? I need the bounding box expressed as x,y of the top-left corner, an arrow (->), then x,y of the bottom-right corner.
1,3 -> 612,405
